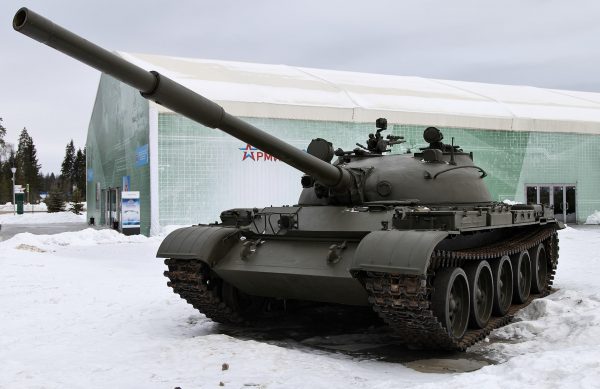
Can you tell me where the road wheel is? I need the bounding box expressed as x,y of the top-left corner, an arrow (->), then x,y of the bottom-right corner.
464,260 -> 493,328
491,255 -> 513,316
529,243 -> 548,294
511,250 -> 531,304
432,267 -> 470,340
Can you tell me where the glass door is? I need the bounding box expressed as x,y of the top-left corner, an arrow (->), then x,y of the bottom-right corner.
525,184 -> 576,224
526,186 -> 537,204
525,185 -> 551,206
104,189 -> 110,226
566,186 -> 576,224
540,186 -> 551,206
553,186 -> 564,222
105,188 -> 121,229
100,189 -> 106,225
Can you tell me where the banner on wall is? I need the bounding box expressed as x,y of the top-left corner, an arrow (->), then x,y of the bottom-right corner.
135,144 -> 149,167
121,191 -> 140,229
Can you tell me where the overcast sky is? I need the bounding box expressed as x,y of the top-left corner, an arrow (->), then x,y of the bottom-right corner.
2,0 -> 600,174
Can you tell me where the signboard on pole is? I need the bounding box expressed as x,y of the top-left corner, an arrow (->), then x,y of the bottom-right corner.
121,191 -> 140,235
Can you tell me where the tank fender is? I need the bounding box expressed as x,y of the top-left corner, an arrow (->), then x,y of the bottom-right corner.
351,230 -> 449,275
156,226 -> 239,266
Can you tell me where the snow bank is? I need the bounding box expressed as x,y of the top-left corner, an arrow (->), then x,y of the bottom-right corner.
0,202 -> 16,212
0,202 -> 47,212
1,202 -> 87,214
0,228 -> 149,251
585,210 -> 600,224
0,211 -> 86,224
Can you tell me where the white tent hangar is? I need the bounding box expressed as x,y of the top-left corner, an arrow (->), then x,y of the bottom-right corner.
121,52 -> 600,133
86,53 -> 600,234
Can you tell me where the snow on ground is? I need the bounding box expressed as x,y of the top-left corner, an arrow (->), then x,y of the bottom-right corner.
585,210 -> 600,224
0,202 -> 48,213
1,202 -> 87,215
0,211 -> 86,224
1,226 -> 600,388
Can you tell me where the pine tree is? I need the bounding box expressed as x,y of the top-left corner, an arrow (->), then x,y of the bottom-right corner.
45,185 -> 66,212
61,140 -> 75,195
73,148 -> 86,193
69,188 -> 84,215
15,128 -> 41,201
81,147 -> 87,194
39,172 -> 57,196
0,118 -> 7,204
0,147 -> 15,204
0,117 -> 6,152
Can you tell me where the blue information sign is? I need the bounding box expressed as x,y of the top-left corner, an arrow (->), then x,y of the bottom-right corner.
135,144 -> 149,167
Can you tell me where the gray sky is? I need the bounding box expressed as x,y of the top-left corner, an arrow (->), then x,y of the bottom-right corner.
2,0 -> 600,174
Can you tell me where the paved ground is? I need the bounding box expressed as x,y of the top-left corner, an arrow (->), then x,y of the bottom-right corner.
0,222 -> 90,241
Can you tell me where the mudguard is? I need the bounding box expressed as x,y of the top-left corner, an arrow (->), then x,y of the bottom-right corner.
156,226 -> 239,266
351,230 -> 449,275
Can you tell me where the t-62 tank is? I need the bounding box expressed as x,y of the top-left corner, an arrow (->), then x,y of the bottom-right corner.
14,8 -> 563,350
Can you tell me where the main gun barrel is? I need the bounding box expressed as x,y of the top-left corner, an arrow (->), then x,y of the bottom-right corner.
13,7 -> 350,188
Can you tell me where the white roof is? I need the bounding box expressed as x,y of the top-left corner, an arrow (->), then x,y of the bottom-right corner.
118,52 -> 600,134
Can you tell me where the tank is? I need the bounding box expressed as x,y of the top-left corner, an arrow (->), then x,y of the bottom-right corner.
14,7 -> 563,350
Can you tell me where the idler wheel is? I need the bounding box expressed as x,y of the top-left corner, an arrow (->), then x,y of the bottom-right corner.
529,243 -> 548,294
511,250 -> 532,304
464,260 -> 494,328
432,267 -> 470,340
491,255 -> 513,316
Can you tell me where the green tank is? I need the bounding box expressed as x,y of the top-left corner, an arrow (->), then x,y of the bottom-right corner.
14,7 -> 563,350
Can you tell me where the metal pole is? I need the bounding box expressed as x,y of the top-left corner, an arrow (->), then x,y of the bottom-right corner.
11,169 -> 16,215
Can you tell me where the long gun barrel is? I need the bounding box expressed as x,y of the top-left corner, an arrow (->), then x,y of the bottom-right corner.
13,7 -> 350,189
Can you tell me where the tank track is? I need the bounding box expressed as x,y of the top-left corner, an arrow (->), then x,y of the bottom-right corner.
164,226 -> 559,350
163,258 -> 245,324
360,226 -> 559,351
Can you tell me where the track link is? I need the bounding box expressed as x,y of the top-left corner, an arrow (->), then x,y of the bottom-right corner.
361,226 -> 559,350
163,258 -> 244,324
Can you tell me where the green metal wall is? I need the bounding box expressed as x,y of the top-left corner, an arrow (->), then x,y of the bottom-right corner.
86,74 -> 151,235
158,115 -> 598,226
85,76 -> 599,232
517,131 -> 600,218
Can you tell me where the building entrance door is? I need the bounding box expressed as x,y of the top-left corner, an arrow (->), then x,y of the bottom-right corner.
104,188 -> 120,229
525,184 -> 576,224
